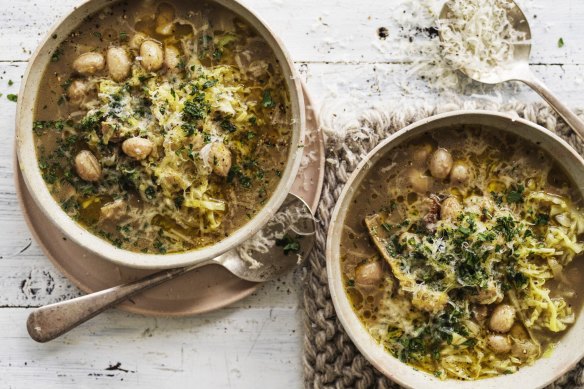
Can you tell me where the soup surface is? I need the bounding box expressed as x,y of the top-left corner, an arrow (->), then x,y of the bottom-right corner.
33,0 -> 292,254
340,127 -> 584,380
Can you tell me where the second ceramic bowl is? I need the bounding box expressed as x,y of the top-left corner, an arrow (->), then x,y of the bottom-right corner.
326,110 -> 584,389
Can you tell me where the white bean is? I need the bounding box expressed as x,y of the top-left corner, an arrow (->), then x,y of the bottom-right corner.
489,304 -> 516,333
74,150 -> 101,182
122,137 -> 154,160
164,45 -> 181,70
355,261 -> 383,287
72,52 -> 105,76
450,160 -> 470,184
129,32 -> 147,50
412,144 -> 433,165
106,47 -> 132,82
155,3 -> 176,36
140,40 -> 164,72
428,148 -> 453,179
511,339 -> 539,360
440,197 -> 462,220
407,168 -> 432,193
67,80 -> 87,106
487,334 -> 512,353
209,142 -> 232,177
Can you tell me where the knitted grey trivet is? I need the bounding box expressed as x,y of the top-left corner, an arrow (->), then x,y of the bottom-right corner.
302,100 -> 584,388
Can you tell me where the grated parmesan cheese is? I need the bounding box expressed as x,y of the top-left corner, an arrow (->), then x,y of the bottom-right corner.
437,0 -> 529,82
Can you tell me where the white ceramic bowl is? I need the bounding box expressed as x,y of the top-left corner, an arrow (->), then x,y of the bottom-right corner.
16,0 -> 305,269
326,111 -> 584,389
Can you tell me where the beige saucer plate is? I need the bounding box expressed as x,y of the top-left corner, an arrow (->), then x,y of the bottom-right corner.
15,86 -> 324,317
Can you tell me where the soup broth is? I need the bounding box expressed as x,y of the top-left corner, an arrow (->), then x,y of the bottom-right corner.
33,0 -> 292,254
340,126 -> 584,380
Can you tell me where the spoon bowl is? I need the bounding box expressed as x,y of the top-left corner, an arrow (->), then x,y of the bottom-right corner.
438,0 -> 584,138
215,193 -> 316,283
439,0 -> 532,84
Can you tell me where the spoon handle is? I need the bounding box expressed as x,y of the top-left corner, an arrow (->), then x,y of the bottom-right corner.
26,264 -> 201,343
520,74 -> 584,140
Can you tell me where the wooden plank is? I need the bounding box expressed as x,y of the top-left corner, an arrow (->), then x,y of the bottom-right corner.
0,307 -> 302,388
301,62 -> 584,105
0,0 -> 582,64
0,257 -> 305,309
0,257 -> 304,309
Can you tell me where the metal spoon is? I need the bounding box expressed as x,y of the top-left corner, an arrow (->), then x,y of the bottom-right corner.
439,0 -> 584,139
27,193 -> 315,343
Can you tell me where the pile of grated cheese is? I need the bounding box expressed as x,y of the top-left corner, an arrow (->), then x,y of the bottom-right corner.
390,0 -> 531,95
437,0 -> 529,82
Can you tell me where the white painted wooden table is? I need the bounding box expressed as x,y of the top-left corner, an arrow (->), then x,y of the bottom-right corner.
0,1 -> 582,387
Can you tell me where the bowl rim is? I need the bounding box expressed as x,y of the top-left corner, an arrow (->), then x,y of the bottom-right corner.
15,0 -> 305,269
326,110 -> 584,389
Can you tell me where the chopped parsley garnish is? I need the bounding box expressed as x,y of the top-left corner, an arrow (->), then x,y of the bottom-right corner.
144,186 -> 157,200
495,216 -> 517,241
183,95 -> 208,122
181,123 -> 197,136
219,117 -> 237,133
153,240 -> 167,254
393,306 -> 469,363
276,234 -> 301,255
202,79 -> 217,89
174,196 -> 184,208
227,164 -> 252,188
535,213 -> 549,226
506,185 -> 524,204
51,47 -> 63,62
79,111 -> 103,131
262,89 -> 276,108
505,263 -> 528,290
7,94 -> 17,102
381,222 -> 393,232
490,191 -> 503,206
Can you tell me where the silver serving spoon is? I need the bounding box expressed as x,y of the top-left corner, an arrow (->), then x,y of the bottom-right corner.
439,0 -> 584,139
27,193 -> 315,343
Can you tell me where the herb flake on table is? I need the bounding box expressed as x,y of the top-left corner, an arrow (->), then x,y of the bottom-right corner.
276,234 -> 301,255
